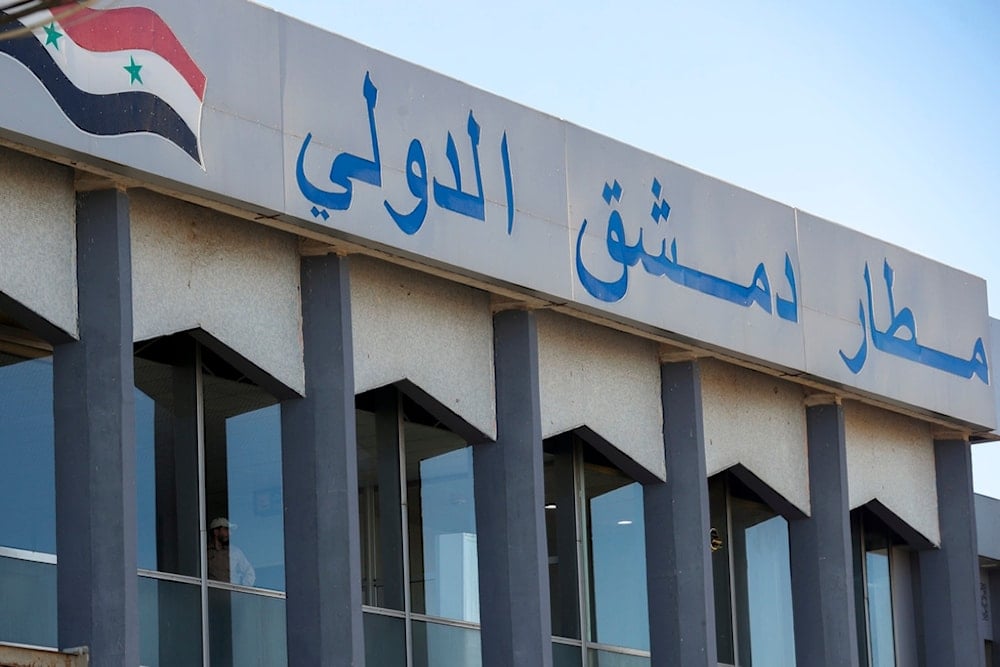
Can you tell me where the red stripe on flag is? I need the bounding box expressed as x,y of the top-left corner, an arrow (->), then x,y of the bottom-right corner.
52,6 -> 205,100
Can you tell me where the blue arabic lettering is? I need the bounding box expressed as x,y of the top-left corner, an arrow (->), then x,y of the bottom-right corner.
432,111 -> 485,220
501,131 -> 514,235
775,254 -> 798,322
296,72 -> 380,212
383,139 -> 429,235
575,179 -> 797,320
297,73 -> 515,234
839,260 -> 989,382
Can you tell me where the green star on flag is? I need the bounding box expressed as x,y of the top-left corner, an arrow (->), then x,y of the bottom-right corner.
43,23 -> 62,50
124,56 -> 143,84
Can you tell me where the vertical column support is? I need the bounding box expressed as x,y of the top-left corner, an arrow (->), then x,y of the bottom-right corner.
990,570 -> 1000,667
474,308 -> 552,667
645,358 -> 717,667
788,396 -> 859,667
281,254 -> 364,666
53,188 -> 138,664
919,435 -> 985,666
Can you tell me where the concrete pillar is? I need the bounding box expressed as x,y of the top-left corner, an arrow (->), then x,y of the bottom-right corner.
474,308 -> 552,667
645,359 -> 717,667
919,435 -> 985,666
53,188 -> 138,664
281,254 -> 364,666
990,570 -> 1000,667
788,397 -> 859,667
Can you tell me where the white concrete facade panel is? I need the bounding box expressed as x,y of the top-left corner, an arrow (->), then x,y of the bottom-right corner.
350,256 -> 496,440
0,147 -> 76,336
701,360 -> 810,515
536,311 -> 664,481
130,191 -> 304,394
845,401 -> 940,546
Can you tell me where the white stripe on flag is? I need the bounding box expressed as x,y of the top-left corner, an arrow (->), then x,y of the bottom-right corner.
25,9 -> 203,141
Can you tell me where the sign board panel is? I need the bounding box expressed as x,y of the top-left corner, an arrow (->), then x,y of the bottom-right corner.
0,0 -> 993,428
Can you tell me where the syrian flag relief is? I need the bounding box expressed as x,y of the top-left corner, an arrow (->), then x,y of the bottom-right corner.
0,4 -> 206,165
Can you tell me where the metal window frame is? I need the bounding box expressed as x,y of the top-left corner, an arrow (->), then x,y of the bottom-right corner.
549,434 -> 653,665
136,340 -> 288,667
359,387 -> 483,667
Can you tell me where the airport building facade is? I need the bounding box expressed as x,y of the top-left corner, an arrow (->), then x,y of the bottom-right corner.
0,1 -> 995,665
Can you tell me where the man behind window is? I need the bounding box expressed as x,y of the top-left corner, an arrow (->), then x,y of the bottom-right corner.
207,517 -> 256,587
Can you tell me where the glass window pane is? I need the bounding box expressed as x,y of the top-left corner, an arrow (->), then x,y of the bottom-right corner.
134,352 -> 201,578
586,647 -> 650,667
553,641 -> 583,667
357,402 -> 406,611
208,588 -> 287,667
865,549 -> 896,666
405,420 -> 478,622
545,437 -> 581,640
364,612 -> 406,667
136,387 -> 157,571
586,465 -> 648,651
854,512 -> 902,667
139,576 -> 203,667
0,555 -> 56,647
203,358 -> 283,592
709,477 -> 735,664
0,355 -> 54,554
731,496 -> 796,666
411,618 -> 482,667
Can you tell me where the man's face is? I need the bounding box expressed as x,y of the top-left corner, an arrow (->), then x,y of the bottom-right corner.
214,526 -> 230,545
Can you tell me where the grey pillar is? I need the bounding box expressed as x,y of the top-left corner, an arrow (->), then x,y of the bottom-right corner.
644,360 -> 717,666
474,309 -> 552,667
990,570 -> 1000,667
918,436 -> 985,666
53,188 -> 138,664
281,254 -> 364,666
788,398 -> 859,667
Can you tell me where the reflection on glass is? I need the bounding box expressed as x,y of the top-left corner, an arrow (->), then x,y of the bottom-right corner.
552,641 -> 583,667
737,509 -> 795,666
358,402 -> 404,611
711,475 -> 796,667
134,353 -> 201,578
545,435 -> 650,657
0,355 -> 54,554
138,576 -> 203,667
0,556 -> 56,648
356,391 -> 483,666
204,367 -> 284,592
587,647 -> 651,667
709,478 -> 735,664
364,612 -> 406,667
208,587 -> 287,667
135,338 -> 287,664
587,468 -> 648,651
545,437 -> 580,641
411,619 -> 482,667
854,513 -> 898,667
406,421 -> 478,621
357,393 -> 479,624
865,550 -> 895,666
136,387 -> 158,571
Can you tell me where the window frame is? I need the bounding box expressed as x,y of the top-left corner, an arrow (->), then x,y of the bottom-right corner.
135,338 -> 287,667
357,386 -> 484,667
544,432 -> 652,665
710,472 -> 797,667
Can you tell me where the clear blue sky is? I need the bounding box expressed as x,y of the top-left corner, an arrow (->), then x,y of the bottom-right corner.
260,1 -> 1000,497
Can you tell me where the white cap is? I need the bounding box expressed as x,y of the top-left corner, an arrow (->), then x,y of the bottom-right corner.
210,517 -> 236,530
